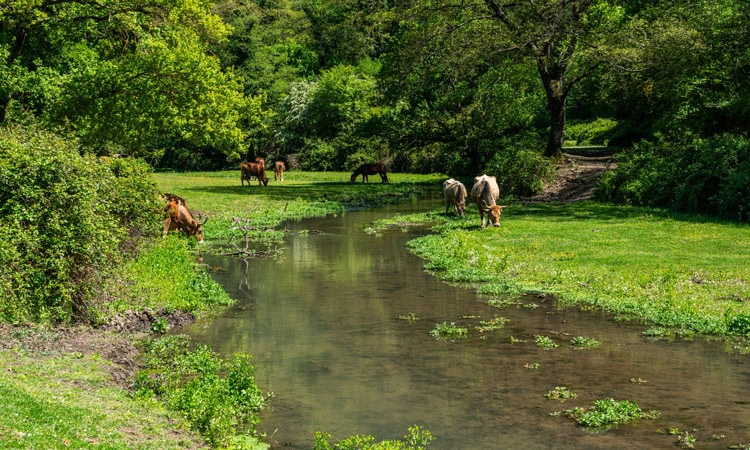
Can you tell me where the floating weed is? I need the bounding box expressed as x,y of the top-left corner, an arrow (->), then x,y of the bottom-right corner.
629,377 -> 648,384
475,316 -> 508,333
535,335 -> 559,350
398,312 -> 420,322
461,315 -> 481,319
523,362 -> 540,369
545,386 -> 577,401
430,322 -> 468,340
570,336 -> 600,349
643,326 -> 697,341
565,398 -> 659,430
725,337 -> 750,355
522,302 -> 540,309
677,431 -> 697,449
510,336 -> 527,344
729,443 -> 750,449
487,298 -> 520,309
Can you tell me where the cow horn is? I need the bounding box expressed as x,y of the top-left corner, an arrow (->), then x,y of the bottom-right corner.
481,199 -> 491,211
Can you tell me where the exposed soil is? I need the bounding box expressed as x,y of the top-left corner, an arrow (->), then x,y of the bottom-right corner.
0,152 -> 617,388
524,151 -> 616,203
0,308 -> 195,387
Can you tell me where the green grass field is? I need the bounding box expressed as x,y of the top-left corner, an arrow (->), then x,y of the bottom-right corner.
400,202 -> 750,338
3,170 -> 747,450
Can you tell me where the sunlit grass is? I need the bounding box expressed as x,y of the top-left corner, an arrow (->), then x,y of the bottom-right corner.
154,170 -> 444,246
0,352 -> 204,449
401,202 -> 750,336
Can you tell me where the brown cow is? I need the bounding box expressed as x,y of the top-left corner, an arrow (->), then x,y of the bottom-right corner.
241,161 -> 269,186
350,162 -> 389,183
274,160 -> 285,181
163,194 -> 207,242
442,178 -> 467,217
470,174 -> 508,228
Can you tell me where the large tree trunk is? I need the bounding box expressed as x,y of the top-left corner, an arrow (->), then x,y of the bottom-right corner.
539,64 -> 566,159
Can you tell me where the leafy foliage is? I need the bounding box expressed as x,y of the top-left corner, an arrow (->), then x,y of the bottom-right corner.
566,398 -> 659,430
136,335 -> 269,448
430,322 -> 468,340
0,125 -> 161,323
314,425 -> 434,450
596,133 -> 750,222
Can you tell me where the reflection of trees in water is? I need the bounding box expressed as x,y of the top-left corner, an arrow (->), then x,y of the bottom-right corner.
239,257 -> 251,293
227,216 -> 284,293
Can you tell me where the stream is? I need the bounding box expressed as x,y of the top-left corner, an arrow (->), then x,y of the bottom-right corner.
181,198 -> 749,449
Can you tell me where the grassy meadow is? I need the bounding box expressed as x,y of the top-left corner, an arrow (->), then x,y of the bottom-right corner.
155,170 -> 442,235
3,170 -> 747,450
393,202 -> 750,340
157,168 -> 750,340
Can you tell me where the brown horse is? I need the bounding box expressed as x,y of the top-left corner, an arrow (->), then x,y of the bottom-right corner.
350,163 -> 389,183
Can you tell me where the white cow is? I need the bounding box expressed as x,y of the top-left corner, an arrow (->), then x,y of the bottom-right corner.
442,178 -> 467,217
470,174 -> 508,228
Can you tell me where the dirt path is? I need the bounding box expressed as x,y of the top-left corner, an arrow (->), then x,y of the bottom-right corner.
525,152 -> 616,203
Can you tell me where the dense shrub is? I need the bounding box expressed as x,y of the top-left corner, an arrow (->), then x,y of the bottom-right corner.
136,335 -> 269,448
596,133 -> 750,222
483,137 -> 556,197
0,125 -> 162,323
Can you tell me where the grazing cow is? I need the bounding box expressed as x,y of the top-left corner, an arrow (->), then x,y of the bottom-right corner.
241,161 -> 269,186
470,174 -> 508,228
274,160 -> 285,181
163,194 -> 207,242
443,178 -> 467,217
350,162 -> 389,183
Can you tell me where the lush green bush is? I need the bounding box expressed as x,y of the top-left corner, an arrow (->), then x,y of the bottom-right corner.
596,133 -> 750,222
0,125 -> 161,323
135,335 -> 269,448
483,137 -> 556,197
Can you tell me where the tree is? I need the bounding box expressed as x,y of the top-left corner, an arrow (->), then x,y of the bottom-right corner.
0,0 -> 256,161
391,0 -> 628,158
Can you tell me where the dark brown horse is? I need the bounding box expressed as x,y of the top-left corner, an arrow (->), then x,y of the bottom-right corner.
350,163 -> 389,183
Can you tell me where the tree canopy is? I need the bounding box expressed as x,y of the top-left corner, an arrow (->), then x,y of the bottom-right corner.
1,0 -> 748,212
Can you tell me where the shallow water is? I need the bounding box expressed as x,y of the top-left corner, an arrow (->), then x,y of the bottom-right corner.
182,198 -> 749,449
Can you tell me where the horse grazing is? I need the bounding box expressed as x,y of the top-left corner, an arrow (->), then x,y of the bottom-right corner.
350,163 -> 389,183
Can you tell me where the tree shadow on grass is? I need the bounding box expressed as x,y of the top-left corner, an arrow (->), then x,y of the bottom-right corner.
516,201 -> 739,225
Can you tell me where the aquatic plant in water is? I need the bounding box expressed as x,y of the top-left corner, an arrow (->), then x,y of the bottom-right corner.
570,336 -> 600,349
545,386 -> 577,401
474,316 -> 508,333
430,322 -> 468,340
566,398 -> 659,430
535,335 -> 559,350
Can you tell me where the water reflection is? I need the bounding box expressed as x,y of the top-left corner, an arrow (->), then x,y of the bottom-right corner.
182,200 -> 749,449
